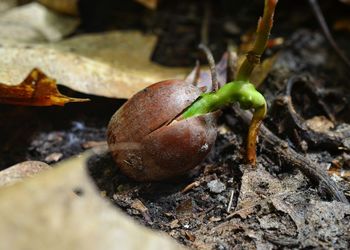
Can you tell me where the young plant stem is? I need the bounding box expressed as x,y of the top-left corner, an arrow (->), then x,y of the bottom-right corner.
247,104 -> 266,165
183,0 -> 277,165
236,0 -> 278,81
244,0 -> 277,165
182,81 -> 266,118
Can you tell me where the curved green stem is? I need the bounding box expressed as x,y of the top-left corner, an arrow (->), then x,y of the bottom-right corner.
182,81 -> 266,119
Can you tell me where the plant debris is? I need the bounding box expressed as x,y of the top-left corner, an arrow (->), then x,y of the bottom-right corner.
0,1 -> 350,249
0,68 -> 89,106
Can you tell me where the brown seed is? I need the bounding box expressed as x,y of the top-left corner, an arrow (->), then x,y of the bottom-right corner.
107,80 -> 218,181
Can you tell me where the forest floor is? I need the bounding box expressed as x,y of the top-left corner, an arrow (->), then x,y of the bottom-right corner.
1,1 -> 350,249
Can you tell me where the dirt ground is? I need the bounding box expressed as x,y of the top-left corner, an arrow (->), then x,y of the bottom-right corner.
1,0 -> 350,249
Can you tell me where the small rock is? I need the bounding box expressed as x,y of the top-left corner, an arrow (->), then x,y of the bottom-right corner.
131,199 -> 148,214
169,219 -> 180,229
209,216 -> 221,222
207,180 -> 226,194
44,152 -> 63,163
216,195 -> 227,203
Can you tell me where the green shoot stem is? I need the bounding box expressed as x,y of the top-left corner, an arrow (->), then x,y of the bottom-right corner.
182,81 -> 266,119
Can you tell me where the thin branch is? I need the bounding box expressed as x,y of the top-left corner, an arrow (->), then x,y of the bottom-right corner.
200,0 -> 211,46
308,0 -> 350,70
199,44 -> 219,91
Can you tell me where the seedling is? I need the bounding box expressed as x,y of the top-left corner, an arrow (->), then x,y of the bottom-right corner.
183,0 -> 277,165
107,0 -> 277,181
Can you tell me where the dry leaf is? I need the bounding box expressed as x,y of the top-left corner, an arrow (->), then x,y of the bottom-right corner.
234,52 -> 278,87
135,0 -> 158,10
339,0 -> 350,5
176,199 -> 193,218
238,30 -> 282,86
328,154 -> 350,180
0,161 -> 50,188
0,0 -> 17,13
0,4 -> 186,99
0,31 -> 188,99
0,68 -> 89,106
131,199 -> 149,214
0,3 -> 79,43
328,167 -> 350,178
305,116 -> 335,133
334,18 -> 350,32
250,53 -> 279,87
38,0 -> 79,16
0,150 -> 183,250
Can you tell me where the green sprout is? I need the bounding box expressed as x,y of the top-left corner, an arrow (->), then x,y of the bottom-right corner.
182,0 -> 278,165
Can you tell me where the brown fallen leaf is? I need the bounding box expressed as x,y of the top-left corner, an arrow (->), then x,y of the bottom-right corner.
135,0 -> 158,10
328,167 -> 350,178
305,116 -> 335,133
176,199 -> 193,219
131,198 -> 149,214
0,31 -> 187,99
0,3 -> 79,43
328,154 -> 350,180
0,68 -> 89,106
334,18 -> 350,32
38,0 -> 79,16
339,0 -> 350,5
184,231 -> 196,242
169,219 -> 180,229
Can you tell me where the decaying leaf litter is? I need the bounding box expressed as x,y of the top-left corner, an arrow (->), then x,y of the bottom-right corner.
0,1 -> 350,249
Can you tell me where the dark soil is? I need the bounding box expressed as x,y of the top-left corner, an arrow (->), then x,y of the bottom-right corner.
1,0 -> 350,249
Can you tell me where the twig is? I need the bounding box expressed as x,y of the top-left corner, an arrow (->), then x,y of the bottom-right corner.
226,191 -> 295,219
226,190 -> 235,213
226,43 -> 238,82
308,0 -> 350,70
226,107 -> 349,204
200,0 -> 211,46
181,181 -> 200,193
283,75 -> 349,150
199,44 -> 219,91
